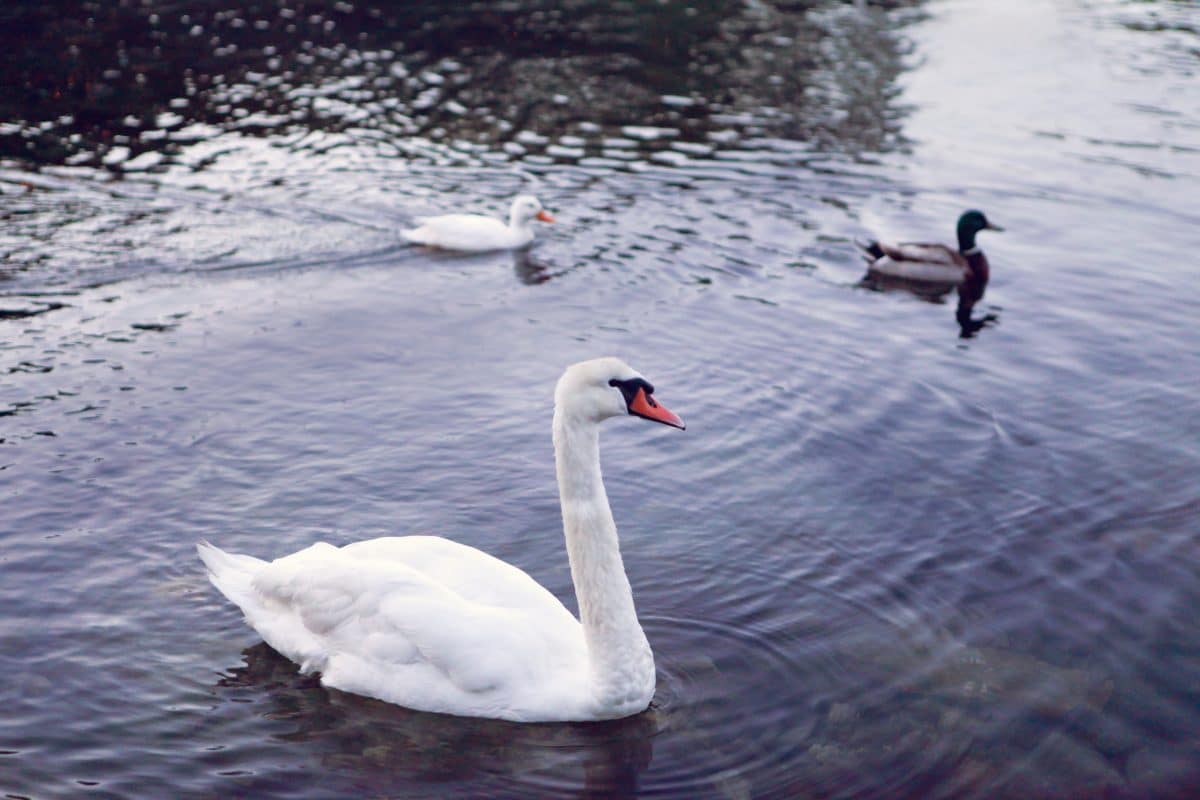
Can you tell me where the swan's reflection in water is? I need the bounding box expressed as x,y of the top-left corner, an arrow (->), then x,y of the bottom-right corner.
218,643 -> 655,798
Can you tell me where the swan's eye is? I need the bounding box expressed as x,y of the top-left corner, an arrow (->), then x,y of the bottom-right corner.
608,377 -> 655,409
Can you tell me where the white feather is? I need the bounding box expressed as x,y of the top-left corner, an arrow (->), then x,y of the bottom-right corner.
401,194 -> 550,252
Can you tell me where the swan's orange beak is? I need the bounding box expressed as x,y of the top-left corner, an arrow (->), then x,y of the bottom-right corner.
629,387 -> 685,430
536,210 -> 555,223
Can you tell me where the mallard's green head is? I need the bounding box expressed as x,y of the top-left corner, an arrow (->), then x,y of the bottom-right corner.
957,210 -> 1003,251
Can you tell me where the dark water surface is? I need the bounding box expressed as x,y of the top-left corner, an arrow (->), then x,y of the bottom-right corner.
3,0 -> 1199,797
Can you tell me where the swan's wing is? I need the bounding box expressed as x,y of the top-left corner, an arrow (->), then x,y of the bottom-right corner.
338,536 -> 575,614
242,539 -> 584,712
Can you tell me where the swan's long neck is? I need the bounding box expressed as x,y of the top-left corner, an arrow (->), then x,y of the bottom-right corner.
553,410 -> 654,710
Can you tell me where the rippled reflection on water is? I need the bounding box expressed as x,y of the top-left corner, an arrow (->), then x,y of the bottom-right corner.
1,0 -> 921,292
3,0 -> 1200,798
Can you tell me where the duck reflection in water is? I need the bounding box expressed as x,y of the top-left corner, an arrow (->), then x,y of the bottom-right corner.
858,210 -> 1003,338
217,642 -> 656,797
513,249 -> 567,285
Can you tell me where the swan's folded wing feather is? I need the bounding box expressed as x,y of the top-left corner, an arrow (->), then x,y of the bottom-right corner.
339,536 -> 580,622
243,543 -> 425,671
246,540 -> 581,700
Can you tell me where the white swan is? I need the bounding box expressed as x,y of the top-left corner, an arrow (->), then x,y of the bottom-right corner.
401,194 -> 555,252
197,357 -> 685,722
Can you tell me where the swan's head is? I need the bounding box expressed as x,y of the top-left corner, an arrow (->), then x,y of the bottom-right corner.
510,194 -> 555,226
555,357 -> 685,430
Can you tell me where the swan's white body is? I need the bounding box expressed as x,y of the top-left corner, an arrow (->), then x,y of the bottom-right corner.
196,536 -> 596,720
402,194 -> 552,252
198,357 -> 682,722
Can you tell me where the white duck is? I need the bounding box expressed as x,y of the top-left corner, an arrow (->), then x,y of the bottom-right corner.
401,194 -> 555,252
198,357 -> 685,722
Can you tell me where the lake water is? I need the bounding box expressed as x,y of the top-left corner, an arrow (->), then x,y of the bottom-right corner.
2,0 -> 1198,797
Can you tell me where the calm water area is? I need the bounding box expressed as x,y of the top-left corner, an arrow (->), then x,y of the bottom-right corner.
1,0 -> 1198,797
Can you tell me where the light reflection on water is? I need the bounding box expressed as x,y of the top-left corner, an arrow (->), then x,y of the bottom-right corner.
2,0 -> 1199,798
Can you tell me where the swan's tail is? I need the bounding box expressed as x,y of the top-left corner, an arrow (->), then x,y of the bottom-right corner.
196,540 -> 265,610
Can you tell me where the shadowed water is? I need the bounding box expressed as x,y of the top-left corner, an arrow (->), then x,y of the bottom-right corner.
2,0 -> 1199,798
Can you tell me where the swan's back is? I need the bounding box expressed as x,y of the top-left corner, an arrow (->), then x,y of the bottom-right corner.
339,536 -> 576,614
197,536 -> 590,721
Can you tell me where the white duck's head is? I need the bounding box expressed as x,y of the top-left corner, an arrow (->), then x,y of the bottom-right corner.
555,357 -> 685,430
510,194 -> 555,228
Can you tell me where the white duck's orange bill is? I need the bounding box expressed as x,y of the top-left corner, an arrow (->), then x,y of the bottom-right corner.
536,210 -> 555,223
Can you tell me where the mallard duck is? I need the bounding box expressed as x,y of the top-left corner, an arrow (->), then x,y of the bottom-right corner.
857,210 -> 1002,284
858,210 -> 1003,337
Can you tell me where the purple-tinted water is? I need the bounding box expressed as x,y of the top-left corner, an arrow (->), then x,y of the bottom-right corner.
2,1 -> 1198,797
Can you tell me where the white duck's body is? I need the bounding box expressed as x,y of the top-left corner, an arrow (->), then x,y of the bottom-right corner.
402,194 -> 554,252
198,357 -> 684,723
